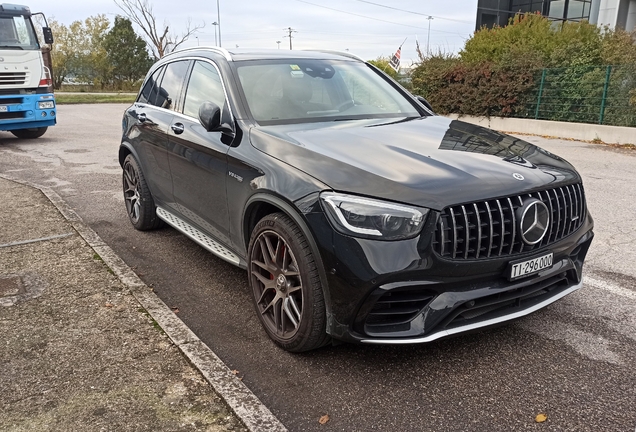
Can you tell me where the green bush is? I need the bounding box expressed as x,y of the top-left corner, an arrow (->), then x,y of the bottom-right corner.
410,13 -> 636,126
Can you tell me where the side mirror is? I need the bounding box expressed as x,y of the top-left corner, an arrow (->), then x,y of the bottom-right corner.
42,27 -> 53,45
416,96 -> 434,113
198,101 -> 235,136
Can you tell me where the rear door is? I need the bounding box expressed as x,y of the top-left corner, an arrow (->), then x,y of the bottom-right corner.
125,60 -> 190,207
167,59 -> 233,246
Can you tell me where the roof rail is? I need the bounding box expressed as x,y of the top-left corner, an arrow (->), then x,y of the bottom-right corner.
304,49 -> 365,62
166,46 -> 233,61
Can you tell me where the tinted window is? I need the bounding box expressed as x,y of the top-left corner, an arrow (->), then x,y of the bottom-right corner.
155,61 -> 190,111
138,67 -> 163,105
183,61 -> 226,119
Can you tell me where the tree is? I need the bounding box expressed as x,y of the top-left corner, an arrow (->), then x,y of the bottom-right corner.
114,0 -> 202,59
48,16 -> 111,89
73,15 -> 111,87
368,57 -> 399,79
48,20 -> 75,89
103,17 -> 154,86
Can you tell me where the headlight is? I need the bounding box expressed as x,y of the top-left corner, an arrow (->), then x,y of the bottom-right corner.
38,101 -> 55,109
320,192 -> 428,240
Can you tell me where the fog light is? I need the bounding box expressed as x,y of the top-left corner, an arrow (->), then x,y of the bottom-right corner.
50,111 -> 55,116
38,101 -> 55,109
41,111 -> 47,117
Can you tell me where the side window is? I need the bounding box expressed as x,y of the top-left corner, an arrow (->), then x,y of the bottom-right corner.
138,67 -> 163,105
183,61 -> 226,119
156,61 -> 190,111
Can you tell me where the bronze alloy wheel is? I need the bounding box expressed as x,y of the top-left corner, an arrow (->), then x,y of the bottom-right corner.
248,213 -> 330,352
123,158 -> 142,225
251,229 -> 304,339
122,154 -> 163,231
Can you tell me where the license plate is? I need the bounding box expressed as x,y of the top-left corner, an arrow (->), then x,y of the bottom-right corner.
0,106 -> 7,112
508,252 -> 553,281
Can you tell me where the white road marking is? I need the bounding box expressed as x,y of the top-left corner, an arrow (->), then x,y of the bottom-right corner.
584,276 -> 636,300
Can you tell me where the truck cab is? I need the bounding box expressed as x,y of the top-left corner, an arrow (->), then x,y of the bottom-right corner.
0,3 -> 55,139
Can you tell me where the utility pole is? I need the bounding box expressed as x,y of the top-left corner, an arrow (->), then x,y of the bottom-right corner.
426,16 -> 433,57
216,0 -> 222,47
284,27 -> 297,50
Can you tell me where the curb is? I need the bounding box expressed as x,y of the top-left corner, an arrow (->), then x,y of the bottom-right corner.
0,174 -> 287,432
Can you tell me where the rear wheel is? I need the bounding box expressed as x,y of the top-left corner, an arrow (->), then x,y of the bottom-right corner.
11,127 -> 48,139
122,154 -> 163,231
248,213 -> 330,352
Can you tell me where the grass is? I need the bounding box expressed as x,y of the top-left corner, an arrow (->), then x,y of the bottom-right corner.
55,93 -> 136,104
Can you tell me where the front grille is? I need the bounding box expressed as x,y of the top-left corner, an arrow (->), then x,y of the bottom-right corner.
0,111 -> 25,120
0,72 -> 27,86
0,97 -> 23,104
433,183 -> 586,260
364,286 -> 435,334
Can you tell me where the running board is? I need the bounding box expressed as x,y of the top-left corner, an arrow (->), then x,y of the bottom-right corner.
156,207 -> 241,266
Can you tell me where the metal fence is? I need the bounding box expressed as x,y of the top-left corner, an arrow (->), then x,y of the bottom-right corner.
519,65 -> 636,127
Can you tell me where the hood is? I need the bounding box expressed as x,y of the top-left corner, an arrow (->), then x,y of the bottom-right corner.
249,116 -> 580,210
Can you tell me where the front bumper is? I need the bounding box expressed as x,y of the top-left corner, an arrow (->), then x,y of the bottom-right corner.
0,93 -> 57,131
302,203 -> 594,344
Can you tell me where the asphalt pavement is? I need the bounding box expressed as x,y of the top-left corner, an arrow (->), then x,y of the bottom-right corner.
0,105 -> 635,431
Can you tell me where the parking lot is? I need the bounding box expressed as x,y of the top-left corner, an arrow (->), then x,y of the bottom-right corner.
1,104 -> 635,431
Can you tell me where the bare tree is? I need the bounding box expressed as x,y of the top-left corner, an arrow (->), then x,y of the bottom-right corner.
114,0 -> 203,59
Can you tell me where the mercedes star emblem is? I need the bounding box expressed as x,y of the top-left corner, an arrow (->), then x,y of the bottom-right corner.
517,198 -> 550,245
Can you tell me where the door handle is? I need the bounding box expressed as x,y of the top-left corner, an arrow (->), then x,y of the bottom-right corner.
137,113 -> 147,123
171,123 -> 185,135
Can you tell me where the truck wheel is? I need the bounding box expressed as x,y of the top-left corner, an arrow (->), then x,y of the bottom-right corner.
11,127 -> 48,139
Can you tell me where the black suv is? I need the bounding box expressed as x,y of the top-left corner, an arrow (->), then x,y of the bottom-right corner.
119,48 -> 594,352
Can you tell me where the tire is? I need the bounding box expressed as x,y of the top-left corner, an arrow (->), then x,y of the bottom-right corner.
11,127 -> 48,139
248,212 -> 331,352
122,154 -> 163,231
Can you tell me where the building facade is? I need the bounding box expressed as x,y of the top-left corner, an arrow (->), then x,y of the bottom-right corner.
476,0 -> 636,32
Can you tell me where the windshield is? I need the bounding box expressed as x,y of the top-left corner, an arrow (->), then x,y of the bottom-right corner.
235,59 -> 420,125
0,15 -> 39,50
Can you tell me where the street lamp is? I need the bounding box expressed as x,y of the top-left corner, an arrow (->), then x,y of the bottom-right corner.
276,40 -> 281,49
195,36 -> 199,46
212,22 -> 218,46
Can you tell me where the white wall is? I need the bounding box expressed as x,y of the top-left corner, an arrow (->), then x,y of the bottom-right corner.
597,0 -> 620,27
597,0 -> 636,29
625,0 -> 636,31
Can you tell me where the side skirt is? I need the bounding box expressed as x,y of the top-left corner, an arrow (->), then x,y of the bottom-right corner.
156,207 -> 241,267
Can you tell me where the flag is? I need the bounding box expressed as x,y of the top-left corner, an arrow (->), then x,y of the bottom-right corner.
389,47 -> 401,72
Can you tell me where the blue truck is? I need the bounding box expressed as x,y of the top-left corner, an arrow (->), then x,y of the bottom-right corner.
0,3 -> 55,139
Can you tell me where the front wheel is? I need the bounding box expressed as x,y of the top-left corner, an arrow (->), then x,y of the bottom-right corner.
11,127 -> 48,139
122,154 -> 163,231
248,213 -> 330,352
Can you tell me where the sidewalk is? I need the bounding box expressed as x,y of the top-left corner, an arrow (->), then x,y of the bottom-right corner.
0,177 -> 247,431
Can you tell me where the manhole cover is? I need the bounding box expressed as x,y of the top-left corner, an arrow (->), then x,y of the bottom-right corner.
0,273 -> 47,307
0,275 -> 24,297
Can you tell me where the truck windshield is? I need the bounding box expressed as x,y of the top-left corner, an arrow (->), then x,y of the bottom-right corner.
0,14 -> 39,50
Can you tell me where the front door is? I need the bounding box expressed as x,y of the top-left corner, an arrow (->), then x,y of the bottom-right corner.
167,60 -> 233,246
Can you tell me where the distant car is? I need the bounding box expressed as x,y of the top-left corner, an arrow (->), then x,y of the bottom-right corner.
119,48 -> 594,352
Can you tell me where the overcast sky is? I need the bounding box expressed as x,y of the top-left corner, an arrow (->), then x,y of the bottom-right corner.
27,0 -> 478,64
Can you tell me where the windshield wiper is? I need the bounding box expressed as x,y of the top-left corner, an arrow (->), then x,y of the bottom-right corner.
0,45 -> 24,50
